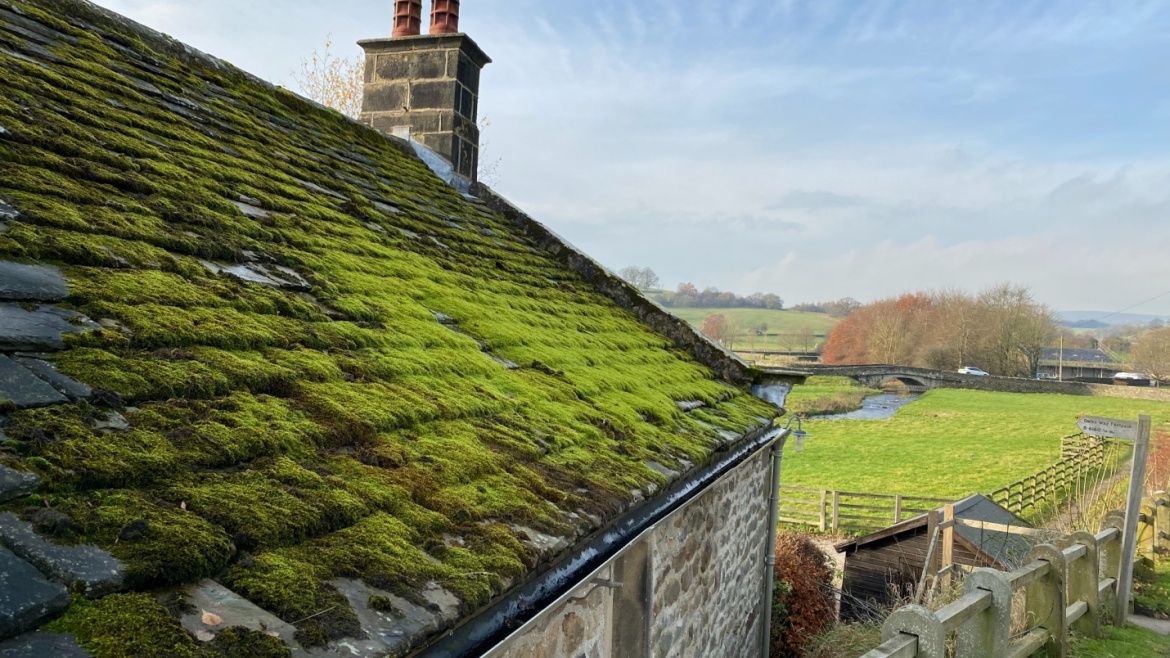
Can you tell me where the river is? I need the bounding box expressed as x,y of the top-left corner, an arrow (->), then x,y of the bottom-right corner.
813,393 -> 920,421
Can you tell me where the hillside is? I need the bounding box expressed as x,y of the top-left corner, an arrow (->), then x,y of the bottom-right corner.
667,307 -> 838,351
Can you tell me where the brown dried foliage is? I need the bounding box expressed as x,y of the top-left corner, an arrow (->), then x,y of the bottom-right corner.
771,531 -> 836,657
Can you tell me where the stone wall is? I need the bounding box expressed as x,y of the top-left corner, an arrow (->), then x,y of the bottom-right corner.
484,447 -> 773,658
1088,384 -> 1170,402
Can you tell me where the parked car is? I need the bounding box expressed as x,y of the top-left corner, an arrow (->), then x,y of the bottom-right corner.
958,367 -> 990,376
1114,372 -> 1147,380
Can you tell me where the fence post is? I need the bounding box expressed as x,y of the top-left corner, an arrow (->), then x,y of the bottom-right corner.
1068,531 -> 1101,638
1115,415 -> 1151,626
818,489 -> 827,532
882,605 -> 945,658
941,503 -> 955,588
957,568 -> 1012,658
1156,491 -> 1170,553
1138,497 -> 1157,581
1100,511 -> 1125,620
832,491 -> 840,534
1025,544 -> 1067,658
895,495 -> 903,524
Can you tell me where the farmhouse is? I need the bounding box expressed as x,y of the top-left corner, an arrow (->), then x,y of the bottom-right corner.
0,1 -> 805,656
835,494 -> 1035,621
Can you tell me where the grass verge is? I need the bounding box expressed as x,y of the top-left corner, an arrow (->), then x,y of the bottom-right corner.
1071,625 -> 1170,657
785,376 -> 875,417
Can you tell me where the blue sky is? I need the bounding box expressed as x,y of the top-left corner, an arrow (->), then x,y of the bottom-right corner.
92,0 -> 1170,315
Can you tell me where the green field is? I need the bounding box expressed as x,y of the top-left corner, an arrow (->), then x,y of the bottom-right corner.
667,307 -> 838,351
780,387 -> 1170,500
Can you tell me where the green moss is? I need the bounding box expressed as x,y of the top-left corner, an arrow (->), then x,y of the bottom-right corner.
205,627 -> 292,658
0,0 -> 778,650
47,593 -> 204,658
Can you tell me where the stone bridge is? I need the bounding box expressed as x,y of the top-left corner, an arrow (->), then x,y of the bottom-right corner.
758,364 -> 1094,396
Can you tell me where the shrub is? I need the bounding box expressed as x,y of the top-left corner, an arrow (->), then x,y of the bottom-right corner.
771,531 -> 836,657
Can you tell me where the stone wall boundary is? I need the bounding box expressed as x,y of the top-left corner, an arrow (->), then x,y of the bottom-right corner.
1088,384 -> 1170,402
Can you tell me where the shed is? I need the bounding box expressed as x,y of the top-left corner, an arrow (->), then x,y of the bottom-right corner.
835,494 -> 1035,620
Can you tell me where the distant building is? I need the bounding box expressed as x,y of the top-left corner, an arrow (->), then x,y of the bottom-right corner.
1037,347 -> 1120,380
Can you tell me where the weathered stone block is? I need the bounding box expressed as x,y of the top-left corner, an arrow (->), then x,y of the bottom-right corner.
0,467 -> 39,504
0,548 -> 70,641
0,356 -> 68,409
375,54 -> 411,81
412,49 -> 449,78
0,262 -> 68,302
0,513 -> 124,598
410,80 -> 456,110
363,83 -> 409,114
0,631 -> 89,657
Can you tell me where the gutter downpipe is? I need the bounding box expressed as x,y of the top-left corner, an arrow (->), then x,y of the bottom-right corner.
760,431 -> 788,657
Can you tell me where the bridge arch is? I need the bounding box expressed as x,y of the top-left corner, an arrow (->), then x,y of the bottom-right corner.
878,376 -> 928,392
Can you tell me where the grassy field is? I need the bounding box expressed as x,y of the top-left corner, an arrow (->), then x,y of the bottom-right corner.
780,387 -> 1170,500
666,307 -> 838,351
1071,625 -> 1170,657
785,376 -> 874,416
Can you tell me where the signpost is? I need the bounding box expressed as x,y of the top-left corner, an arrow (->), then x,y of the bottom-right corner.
1077,416 -> 1139,441
1080,414 -> 1152,624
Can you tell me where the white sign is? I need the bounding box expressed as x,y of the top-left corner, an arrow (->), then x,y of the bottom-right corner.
1078,416 -> 1139,440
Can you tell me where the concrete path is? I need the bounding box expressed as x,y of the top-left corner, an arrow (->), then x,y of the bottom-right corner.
1130,615 -> 1170,635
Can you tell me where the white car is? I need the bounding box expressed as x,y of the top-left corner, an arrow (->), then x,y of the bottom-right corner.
1114,372 -> 1147,380
958,367 -> 990,376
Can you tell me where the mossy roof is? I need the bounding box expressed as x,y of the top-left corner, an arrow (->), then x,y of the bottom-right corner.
0,0 -> 777,654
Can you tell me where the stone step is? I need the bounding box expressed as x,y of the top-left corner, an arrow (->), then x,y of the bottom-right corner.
0,467 -> 39,504
0,513 -> 123,598
0,547 -> 70,641
0,631 -> 90,657
0,262 -> 68,303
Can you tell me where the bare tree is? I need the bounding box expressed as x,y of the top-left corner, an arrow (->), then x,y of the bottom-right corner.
702,313 -> 729,344
617,266 -> 660,290
1134,327 -> 1170,381
292,35 -> 364,119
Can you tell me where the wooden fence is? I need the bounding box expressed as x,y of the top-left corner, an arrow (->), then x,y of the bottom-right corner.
858,493 -> 1170,658
989,436 -> 1108,516
779,486 -> 953,535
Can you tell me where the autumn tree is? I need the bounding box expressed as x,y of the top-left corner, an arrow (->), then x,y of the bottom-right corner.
292,35 -> 364,119
821,284 -> 1054,375
702,313 -> 729,344
1134,327 -> 1170,381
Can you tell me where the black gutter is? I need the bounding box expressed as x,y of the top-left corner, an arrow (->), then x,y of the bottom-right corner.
416,424 -> 784,658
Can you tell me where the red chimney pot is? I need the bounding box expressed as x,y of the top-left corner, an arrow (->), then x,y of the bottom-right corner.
429,0 -> 460,34
393,0 -> 423,37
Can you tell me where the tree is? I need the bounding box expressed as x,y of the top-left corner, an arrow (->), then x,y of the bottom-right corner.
617,266 -> 660,290
292,35 -> 364,119
1134,327 -> 1170,381
701,314 -> 729,344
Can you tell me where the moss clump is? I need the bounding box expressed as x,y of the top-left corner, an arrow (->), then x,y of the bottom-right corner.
367,595 -> 402,617
0,0 -> 779,652
47,594 -> 204,658
205,627 -> 292,658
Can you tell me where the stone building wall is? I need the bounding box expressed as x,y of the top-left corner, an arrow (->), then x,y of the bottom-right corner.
485,447 -> 773,658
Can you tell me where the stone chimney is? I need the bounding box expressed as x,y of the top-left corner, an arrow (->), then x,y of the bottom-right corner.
360,0 -> 491,181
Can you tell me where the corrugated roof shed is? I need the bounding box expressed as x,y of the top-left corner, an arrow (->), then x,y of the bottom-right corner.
0,1 -> 777,655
